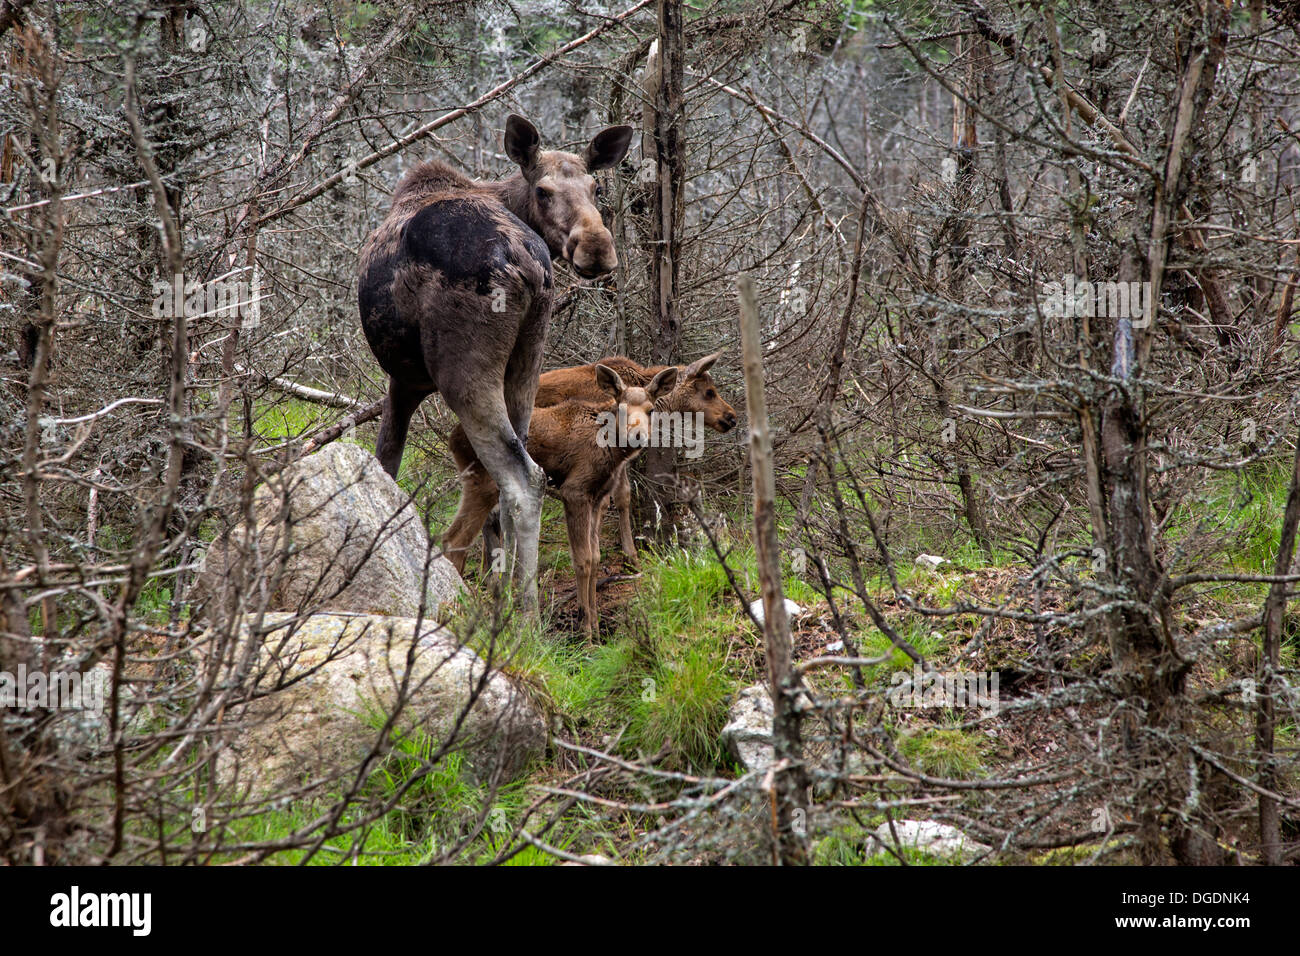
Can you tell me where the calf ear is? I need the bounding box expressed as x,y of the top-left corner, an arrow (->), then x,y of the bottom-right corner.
648,366 -> 679,399
595,364 -> 626,398
683,350 -> 722,380
584,125 -> 633,171
505,115 -> 541,173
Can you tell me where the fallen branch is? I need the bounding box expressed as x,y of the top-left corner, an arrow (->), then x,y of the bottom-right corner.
245,398 -> 386,480
238,364 -> 368,410
301,400 -> 385,455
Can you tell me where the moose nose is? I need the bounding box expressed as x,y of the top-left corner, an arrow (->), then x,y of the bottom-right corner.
720,412 -> 737,432
567,227 -> 617,277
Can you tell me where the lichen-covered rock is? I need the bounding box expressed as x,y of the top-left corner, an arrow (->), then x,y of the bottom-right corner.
720,683 -> 870,788
721,684 -> 776,772
215,613 -> 546,795
198,443 -> 460,618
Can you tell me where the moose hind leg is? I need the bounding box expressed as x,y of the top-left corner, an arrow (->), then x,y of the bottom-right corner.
443,471 -> 499,576
503,297 -> 549,446
452,398 -> 544,609
498,325 -> 548,608
613,464 -> 638,565
375,379 -> 431,478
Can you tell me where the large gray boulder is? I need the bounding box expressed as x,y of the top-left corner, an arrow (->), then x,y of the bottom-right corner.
215,612 -> 547,795
198,442 -> 460,618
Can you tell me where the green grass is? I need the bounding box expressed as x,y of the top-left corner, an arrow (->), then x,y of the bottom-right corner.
896,724 -> 991,780
133,577 -> 177,625
215,729 -> 552,865
617,544 -> 820,769
250,397 -> 332,443
626,631 -> 735,768
1164,460 -> 1292,586
457,540 -> 828,773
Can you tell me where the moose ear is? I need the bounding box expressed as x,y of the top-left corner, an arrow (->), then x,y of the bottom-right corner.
683,350 -> 722,380
504,115 -> 541,171
595,364 -> 625,397
648,366 -> 679,399
584,125 -> 633,171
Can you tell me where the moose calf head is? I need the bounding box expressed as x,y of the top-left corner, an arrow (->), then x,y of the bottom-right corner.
596,363 -> 679,445
504,114 -> 633,279
677,351 -> 738,433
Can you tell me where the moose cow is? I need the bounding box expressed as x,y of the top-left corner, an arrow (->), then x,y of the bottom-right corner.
357,115 -> 633,607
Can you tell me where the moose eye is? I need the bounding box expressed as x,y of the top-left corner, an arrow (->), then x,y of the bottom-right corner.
594,183 -> 604,200
535,186 -> 549,202
705,389 -> 716,399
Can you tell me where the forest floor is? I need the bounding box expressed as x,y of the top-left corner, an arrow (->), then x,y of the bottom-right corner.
221,402 -> 1294,864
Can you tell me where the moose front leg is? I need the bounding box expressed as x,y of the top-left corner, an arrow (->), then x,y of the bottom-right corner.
562,492 -> 599,634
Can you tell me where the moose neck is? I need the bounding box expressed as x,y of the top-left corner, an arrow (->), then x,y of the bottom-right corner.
484,173 -> 538,237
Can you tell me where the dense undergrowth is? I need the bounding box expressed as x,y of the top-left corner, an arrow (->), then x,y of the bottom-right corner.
183,397 -> 1300,864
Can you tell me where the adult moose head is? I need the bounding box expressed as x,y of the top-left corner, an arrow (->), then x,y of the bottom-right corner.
498,114 -> 633,278
357,115 -> 633,609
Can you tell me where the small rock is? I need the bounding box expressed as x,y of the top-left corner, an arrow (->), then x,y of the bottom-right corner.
748,598 -> 803,627
825,639 -> 844,653
914,554 -> 948,570
561,853 -> 614,866
869,820 -> 991,862
721,684 -> 775,772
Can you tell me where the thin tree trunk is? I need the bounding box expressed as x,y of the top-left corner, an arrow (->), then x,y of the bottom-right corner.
1098,1 -> 1229,865
939,29 -> 991,559
1257,432 -> 1300,865
642,0 -> 685,539
737,275 -> 808,866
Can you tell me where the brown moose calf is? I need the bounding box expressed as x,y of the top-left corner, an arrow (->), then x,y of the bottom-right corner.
445,364 -> 679,632
534,351 -> 737,563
